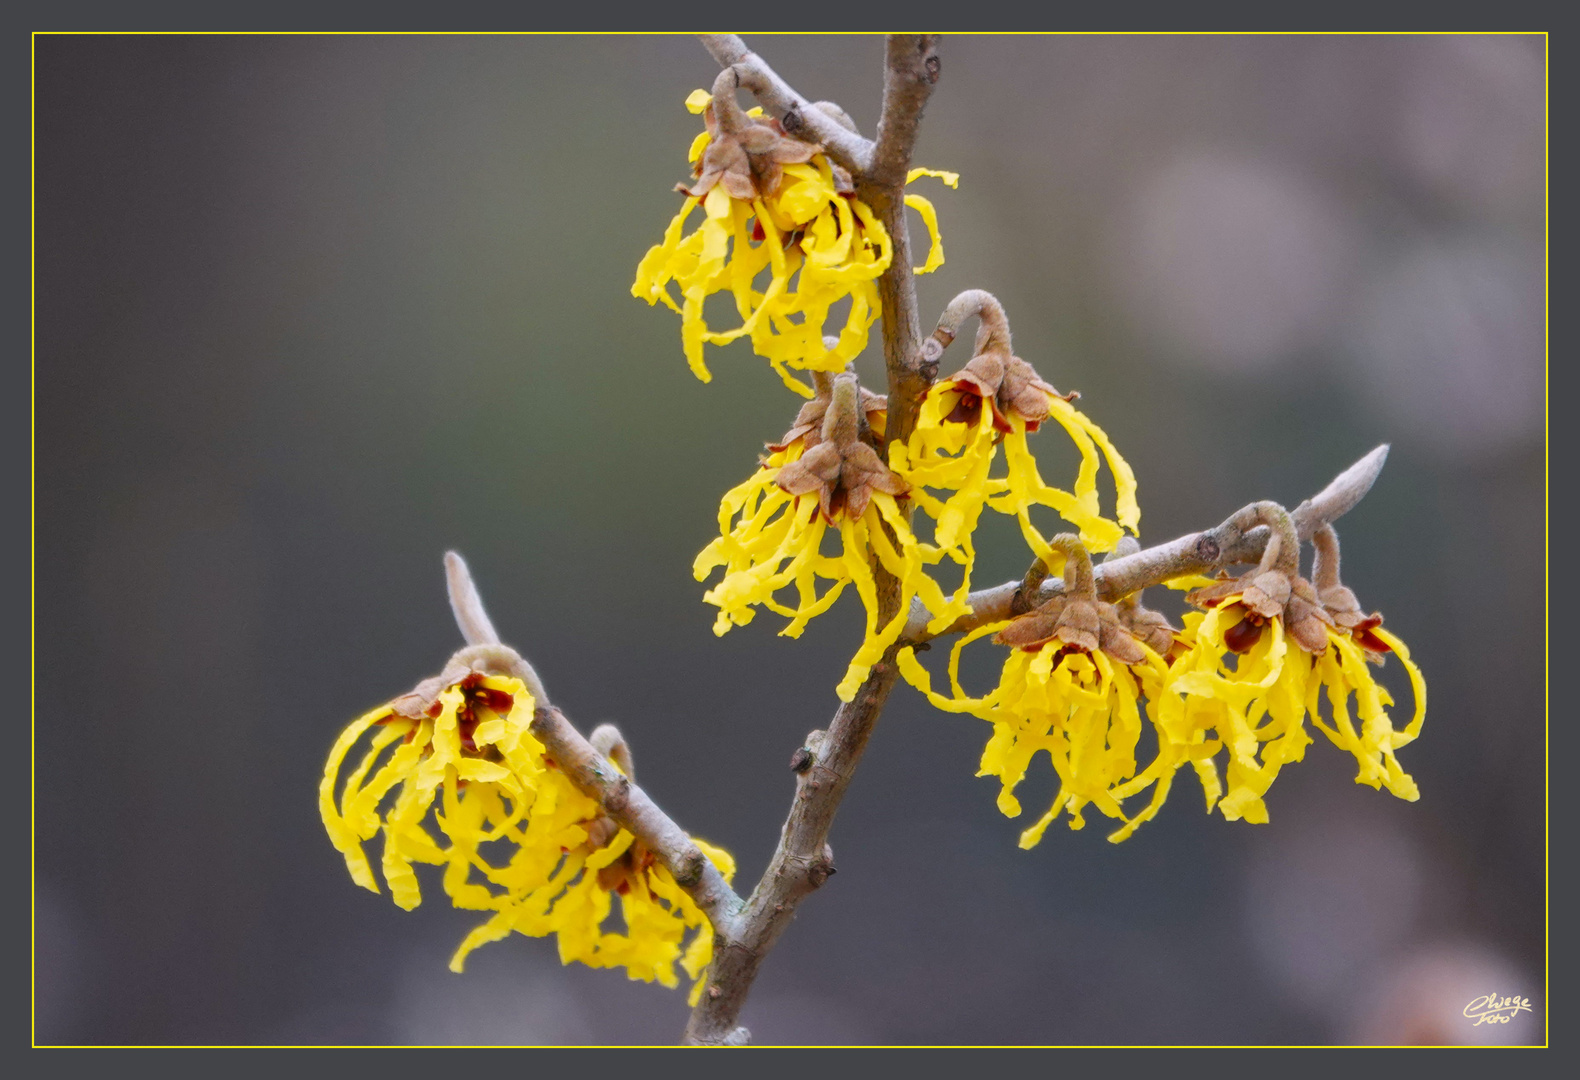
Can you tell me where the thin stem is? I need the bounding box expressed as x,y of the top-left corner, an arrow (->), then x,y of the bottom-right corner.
908,444 -> 1393,640
589,722 -> 636,781
869,35 -> 942,188
823,373 -> 860,447
440,561 -> 740,932
1011,555 -> 1052,616
1106,537 -> 1143,612
928,288 -> 1012,363
531,704 -> 743,935
684,651 -> 901,1046
1046,534 -> 1095,599
1311,523 -> 1342,592
1225,501 -> 1300,576
698,35 -> 874,176
864,35 -> 942,453
707,67 -> 750,136
1290,444 -> 1390,536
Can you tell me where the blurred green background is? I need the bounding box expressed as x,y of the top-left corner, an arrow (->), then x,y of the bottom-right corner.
34,33 -> 1545,1045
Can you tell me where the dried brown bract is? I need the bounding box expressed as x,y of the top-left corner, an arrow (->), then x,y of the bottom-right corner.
773,373 -> 908,521
1311,524 -> 1391,660
1187,505 -> 1334,654
924,290 -> 1077,432
995,535 -> 1147,665
768,367 -> 887,453
996,592 -> 1147,665
680,69 -> 821,200
1118,602 -> 1182,661
387,645 -> 523,720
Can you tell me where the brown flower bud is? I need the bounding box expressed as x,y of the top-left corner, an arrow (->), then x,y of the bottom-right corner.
679,71 -> 822,201
1311,524 -> 1391,661
930,291 -> 1076,432
1185,505 -> 1334,654
767,367 -> 887,454
772,374 -> 908,522
995,535 -> 1147,666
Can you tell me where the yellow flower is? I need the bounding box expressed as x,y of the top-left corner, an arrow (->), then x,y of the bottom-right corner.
1140,590 -> 1427,828
897,536 -> 1169,846
1115,509 -> 1430,826
694,448 -> 947,702
897,517 -> 1426,844
320,666 -> 737,996
694,373 -> 951,701
1311,625 -> 1427,798
891,328 -> 1138,634
899,621 -> 1169,848
447,765 -> 737,1004
632,91 -> 953,395
319,670 -> 548,911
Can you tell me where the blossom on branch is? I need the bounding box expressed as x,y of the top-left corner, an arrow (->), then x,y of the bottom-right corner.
447,743 -> 737,1005
898,535 -> 1173,845
695,373 -> 951,700
632,83 -> 952,394
320,36 -> 1437,1046
1143,509 -> 1428,825
319,657 -> 735,997
319,663 -> 548,909
892,291 -> 1140,632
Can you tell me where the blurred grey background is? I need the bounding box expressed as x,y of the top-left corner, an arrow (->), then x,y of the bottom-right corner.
34,34 -> 1546,1045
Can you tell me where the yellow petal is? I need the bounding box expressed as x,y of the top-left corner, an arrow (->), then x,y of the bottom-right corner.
904,193 -> 946,274
319,706 -> 391,893
906,166 -> 960,188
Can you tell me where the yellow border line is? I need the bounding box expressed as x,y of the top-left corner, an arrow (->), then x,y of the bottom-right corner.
28,28 -> 1552,1052
30,28 -> 39,1053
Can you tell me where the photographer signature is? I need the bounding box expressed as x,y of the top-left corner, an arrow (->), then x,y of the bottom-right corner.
1462,993 -> 1533,1026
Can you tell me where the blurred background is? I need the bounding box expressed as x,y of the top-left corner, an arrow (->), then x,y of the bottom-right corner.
33,34 -> 1546,1046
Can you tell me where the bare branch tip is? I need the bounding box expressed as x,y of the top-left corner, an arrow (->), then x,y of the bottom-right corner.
589,722 -> 635,781
445,550 -> 501,648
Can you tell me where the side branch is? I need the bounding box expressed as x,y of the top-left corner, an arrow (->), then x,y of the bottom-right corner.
910,444 -> 1391,639
531,705 -> 743,934
698,34 -> 874,176
442,554 -> 742,936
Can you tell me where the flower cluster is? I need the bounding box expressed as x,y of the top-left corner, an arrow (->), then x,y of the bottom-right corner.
319,658 -> 734,999
632,62 -> 1424,871
322,46 -> 1434,1037
1149,520 -> 1427,826
637,88 -> 1149,709
899,509 -> 1426,845
632,81 -> 952,395
899,536 -> 1169,846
